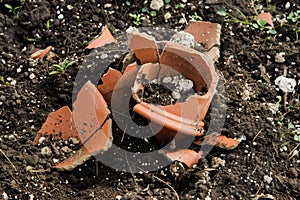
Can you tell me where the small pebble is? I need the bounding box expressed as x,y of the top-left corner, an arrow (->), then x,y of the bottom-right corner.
275,52 -> 285,63
150,0 -> 164,11
285,2 -> 290,9
164,12 -> 172,21
172,90 -> 181,99
69,137 -> 80,145
58,14 -> 64,19
41,146 -> 52,156
61,146 -> 72,154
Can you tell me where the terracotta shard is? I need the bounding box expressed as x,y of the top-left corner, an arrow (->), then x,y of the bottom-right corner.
184,21 -> 221,50
30,46 -> 52,60
194,132 -> 242,150
97,68 -> 123,103
86,25 -> 116,49
33,106 -> 78,144
184,21 -> 221,61
258,12 -> 274,28
128,33 -> 159,64
53,146 -> 92,171
73,81 -> 111,143
164,149 -> 203,168
54,119 -> 113,171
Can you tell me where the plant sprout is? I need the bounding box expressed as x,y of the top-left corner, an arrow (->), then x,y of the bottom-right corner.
49,59 -> 75,75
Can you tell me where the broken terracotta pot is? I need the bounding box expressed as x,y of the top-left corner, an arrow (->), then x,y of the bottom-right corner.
35,21 -> 242,171
130,33 -> 218,144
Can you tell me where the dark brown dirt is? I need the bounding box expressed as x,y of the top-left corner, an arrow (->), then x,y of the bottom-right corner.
0,0 -> 299,199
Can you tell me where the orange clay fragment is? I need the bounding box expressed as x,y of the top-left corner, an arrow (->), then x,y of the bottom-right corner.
164,149 -> 203,168
184,21 -> 221,61
34,81 -> 112,171
194,132 -> 242,150
86,25 -> 116,49
30,46 -> 52,60
128,33 -> 159,64
258,12 -> 274,28
33,106 -> 78,144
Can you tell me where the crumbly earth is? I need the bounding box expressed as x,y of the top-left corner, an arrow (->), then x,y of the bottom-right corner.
0,0 -> 299,199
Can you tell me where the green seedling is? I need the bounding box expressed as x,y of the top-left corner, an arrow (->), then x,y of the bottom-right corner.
217,7 -> 277,35
45,20 -> 51,30
141,7 -> 157,17
129,13 -> 146,25
175,3 -> 185,9
4,0 -> 24,19
125,0 -> 131,6
190,12 -> 202,21
252,19 -> 277,35
49,59 -> 75,75
286,10 -> 300,40
217,7 -> 251,25
0,76 -> 9,85
287,10 -> 300,23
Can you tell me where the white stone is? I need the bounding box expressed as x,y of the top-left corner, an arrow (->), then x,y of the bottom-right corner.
275,75 -> 297,93
263,175 -> 272,183
58,14 -> 64,19
178,79 -> 194,91
150,0 -> 164,11
172,90 -> 181,99
164,12 -> 172,20
275,52 -> 285,63
61,146 -> 72,154
41,146 -> 52,156
170,31 -> 195,48
67,5 -> 73,10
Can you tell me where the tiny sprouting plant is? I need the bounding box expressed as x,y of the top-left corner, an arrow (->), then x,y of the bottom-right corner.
252,19 -> 277,35
287,10 -> 300,23
217,7 -> 277,35
190,12 -> 203,21
217,7 -> 251,25
49,59 -> 75,75
175,3 -> 185,9
0,76 -> 9,84
286,10 -> 300,40
141,6 -> 157,17
125,0 -> 131,6
45,20 -> 51,30
4,0 -> 24,19
129,13 -> 146,26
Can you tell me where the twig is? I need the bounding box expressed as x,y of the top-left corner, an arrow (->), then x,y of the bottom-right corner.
288,143 -> 300,159
252,129 -> 263,141
137,167 -> 180,200
125,153 -> 139,192
0,148 -> 17,171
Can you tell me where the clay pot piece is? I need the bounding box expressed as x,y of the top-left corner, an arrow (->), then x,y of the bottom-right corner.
34,21 -> 242,170
34,81 -> 112,171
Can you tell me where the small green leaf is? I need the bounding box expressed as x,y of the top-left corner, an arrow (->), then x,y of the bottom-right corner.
217,7 -> 227,16
267,29 -> 277,35
49,71 -> 60,75
4,4 -> 13,10
288,122 -> 295,129
257,19 -> 267,27
125,1 -> 131,6
142,7 -> 148,13
165,0 -> 171,3
294,134 -> 300,142
150,11 -> 157,17
252,23 -> 259,29
66,61 -> 75,67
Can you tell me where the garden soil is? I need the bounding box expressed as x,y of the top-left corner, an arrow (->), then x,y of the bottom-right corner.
0,0 -> 299,199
